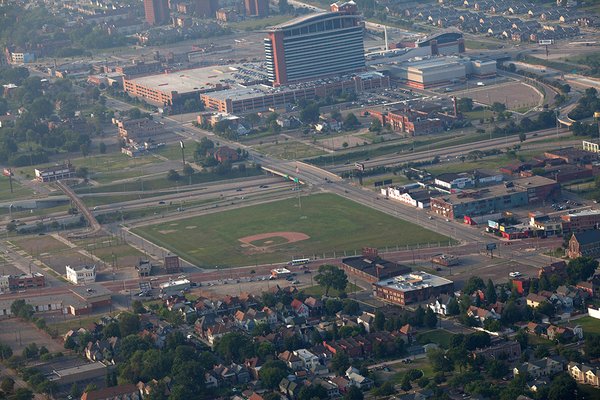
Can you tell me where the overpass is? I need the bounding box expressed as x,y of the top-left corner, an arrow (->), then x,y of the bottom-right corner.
55,180 -> 103,238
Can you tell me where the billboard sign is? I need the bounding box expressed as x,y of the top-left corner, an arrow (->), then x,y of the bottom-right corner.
2,168 -> 12,177
486,243 -> 497,251
538,39 -> 553,45
355,162 -> 365,171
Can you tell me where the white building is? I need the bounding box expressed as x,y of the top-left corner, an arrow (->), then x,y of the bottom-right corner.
294,349 -> 320,371
65,265 -> 96,285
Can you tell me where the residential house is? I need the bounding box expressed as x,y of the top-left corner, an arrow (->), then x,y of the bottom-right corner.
304,297 -> 323,316
429,295 -> 453,316
278,350 -> 303,371
213,146 -> 239,163
346,366 -> 374,390
569,362 -> 600,387
513,357 -> 564,379
546,325 -> 574,341
357,312 -> 375,332
291,299 -> 310,318
205,372 -> 219,389
467,306 -> 500,323
399,324 -> 416,343
315,378 -> 340,398
526,322 -> 548,337
85,338 -> 118,363
526,293 -> 548,308
294,349 -> 320,370
577,276 -> 600,298
279,378 -> 301,399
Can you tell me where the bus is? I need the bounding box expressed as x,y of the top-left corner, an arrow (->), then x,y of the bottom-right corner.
289,258 -> 310,266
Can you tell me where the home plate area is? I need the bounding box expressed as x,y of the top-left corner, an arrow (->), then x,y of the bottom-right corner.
238,232 -> 310,253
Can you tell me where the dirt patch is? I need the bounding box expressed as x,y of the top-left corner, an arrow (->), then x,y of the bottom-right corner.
158,229 -> 177,234
185,226 -> 197,230
238,231 -> 310,254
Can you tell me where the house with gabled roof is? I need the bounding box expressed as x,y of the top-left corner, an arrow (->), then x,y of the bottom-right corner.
291,299 -> 310,318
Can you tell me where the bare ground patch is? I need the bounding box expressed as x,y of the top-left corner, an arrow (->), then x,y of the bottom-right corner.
238,231 -> 310,254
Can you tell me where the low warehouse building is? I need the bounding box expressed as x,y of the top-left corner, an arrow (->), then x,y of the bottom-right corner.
373,271 -> 454,306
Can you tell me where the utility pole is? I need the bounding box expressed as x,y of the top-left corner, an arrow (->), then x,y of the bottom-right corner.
180,140 -> 185,169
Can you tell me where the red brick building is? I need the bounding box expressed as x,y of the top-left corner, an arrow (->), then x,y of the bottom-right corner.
213,146 -> 239,163
561,210 -> 600,234
567,231 -> 600,259
144,0 -> 169,25
244,0 -> 269,17
8,273 -> 45,290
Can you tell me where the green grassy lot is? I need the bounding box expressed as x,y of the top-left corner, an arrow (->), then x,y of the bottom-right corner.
363,174 -> 410,188
465,39 -> 504,50
49,315 -> 112,335
81,192 -> 179,207
0,176 -> 35,202
301,283 -> 362,297
566,316 -> 600,337
152,140 -> 195,160
76,168 -> 263,194
256,141 -> 327,159
416,329 -> 456,349
133,193 -> 452,268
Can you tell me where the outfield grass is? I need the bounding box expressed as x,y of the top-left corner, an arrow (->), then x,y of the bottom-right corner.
133,193 -> 452,268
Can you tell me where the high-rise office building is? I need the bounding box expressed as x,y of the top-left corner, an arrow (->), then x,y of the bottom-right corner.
144,0 -> 170,25
245,0 -> 269,17
263,3 -> 364,86
195,0 -> 219,18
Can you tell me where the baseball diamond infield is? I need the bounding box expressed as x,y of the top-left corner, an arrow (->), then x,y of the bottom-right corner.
132,193 -> 452,267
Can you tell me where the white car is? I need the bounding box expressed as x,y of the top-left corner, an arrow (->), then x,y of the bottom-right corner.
509,272 -> 521,278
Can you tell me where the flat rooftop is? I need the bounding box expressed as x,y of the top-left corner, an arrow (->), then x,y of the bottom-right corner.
375,271 -> 453,292
47,362 -> 107,380
342,256 -> 411,279
127,63 -> 270,93
203,71 -> 387,102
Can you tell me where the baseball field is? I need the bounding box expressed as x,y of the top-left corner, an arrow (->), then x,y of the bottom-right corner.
132,193 -> 452,268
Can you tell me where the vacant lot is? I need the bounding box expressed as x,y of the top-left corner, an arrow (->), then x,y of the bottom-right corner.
133,194 -> 450,267
457,81 -> 543,111
566,316 -> 600,337
256,141 -> 326,159
0,318 -> 63,354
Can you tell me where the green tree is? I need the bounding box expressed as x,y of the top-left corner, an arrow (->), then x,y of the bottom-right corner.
567,257 -> 598,284
548,373 -> 578,400
132,300 -> 145,315
118,313 -> 140,337
369,118 -> 382,132
447,297 -> 460,315
344,386 -> 364,400
182,163 -> 194,177
457,97 -> 474,112
463,276 -> 485,296
314,265 -> 348,296
428,348 -> 454,374
425,307 -> 438,328
400,374 -> 412,392
343,112 -> 360,129
299,103 -> 320,124
9,388 -> 34,400
69,383 -> 81,399
259,360 -> 288,389
331,351 -> 350,374
1,377 -> 15,395
99,142 -> 107,154
485,279 -> 497,304
102,322 -> 121,339
374,310 -> 386,331
76,167 -> 88,179
166,169 -> 180,181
